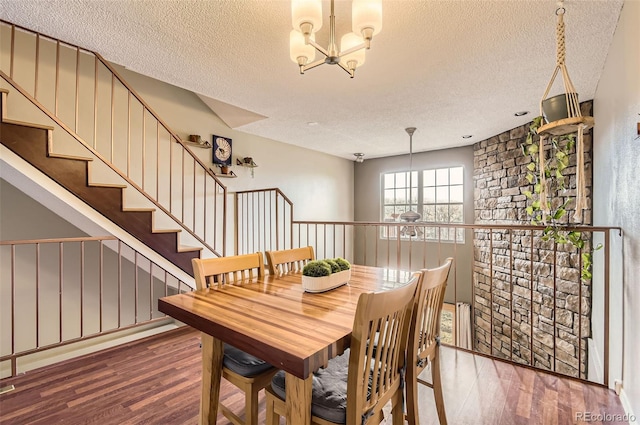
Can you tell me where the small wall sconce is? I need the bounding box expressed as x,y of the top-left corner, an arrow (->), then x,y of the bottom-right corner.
354,153 -> 365,163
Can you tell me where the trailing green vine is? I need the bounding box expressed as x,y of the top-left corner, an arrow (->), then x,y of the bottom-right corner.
520,116 -> 600,281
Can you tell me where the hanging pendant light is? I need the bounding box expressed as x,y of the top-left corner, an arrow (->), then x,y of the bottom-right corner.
400,127 -> 422,238
290,0 -> 382,78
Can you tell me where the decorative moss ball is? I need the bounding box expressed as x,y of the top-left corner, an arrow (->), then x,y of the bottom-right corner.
334,258 -> 351,271
303,260 -> 332,277
324,259 -> 341,273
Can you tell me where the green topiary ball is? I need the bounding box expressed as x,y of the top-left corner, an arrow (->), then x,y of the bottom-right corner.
324,259 -> 341,273
303,260 -> 332,277
334,258 -> 351,271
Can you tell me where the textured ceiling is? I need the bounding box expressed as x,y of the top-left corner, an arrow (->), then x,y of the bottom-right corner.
2,0 -> 624,160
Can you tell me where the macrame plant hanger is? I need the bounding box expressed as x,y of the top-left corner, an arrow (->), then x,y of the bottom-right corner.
537,0 -> 594,223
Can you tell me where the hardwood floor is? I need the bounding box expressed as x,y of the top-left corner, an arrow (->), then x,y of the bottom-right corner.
0,327 -> 625,425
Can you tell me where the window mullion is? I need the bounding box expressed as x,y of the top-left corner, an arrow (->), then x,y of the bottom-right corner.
417,171 -> 423,214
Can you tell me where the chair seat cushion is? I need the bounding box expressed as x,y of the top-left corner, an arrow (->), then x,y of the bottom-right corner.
271,349 -> 350,424
223,344 -> 273,377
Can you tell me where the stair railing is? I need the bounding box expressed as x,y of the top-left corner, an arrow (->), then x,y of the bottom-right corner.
235,188 -> 293,255
0,236 -> 192,378
0,21 -> 226,258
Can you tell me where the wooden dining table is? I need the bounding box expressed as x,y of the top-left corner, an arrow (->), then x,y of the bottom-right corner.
157,264 -> 412,425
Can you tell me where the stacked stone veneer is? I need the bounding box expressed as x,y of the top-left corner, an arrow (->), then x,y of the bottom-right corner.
473,101 -> 593,378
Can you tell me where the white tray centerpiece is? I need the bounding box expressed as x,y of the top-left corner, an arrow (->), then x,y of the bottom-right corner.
301,258 -> 351,293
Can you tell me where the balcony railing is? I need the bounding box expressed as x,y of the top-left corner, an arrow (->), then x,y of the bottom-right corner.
0,236 -> 192,379
234,200 -> 622,386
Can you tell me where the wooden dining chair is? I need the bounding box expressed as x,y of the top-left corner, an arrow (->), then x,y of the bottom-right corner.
265,245 -> 315,275
264,272 -> 422,425
192,253 -> 277,425
405,258 -> 454,425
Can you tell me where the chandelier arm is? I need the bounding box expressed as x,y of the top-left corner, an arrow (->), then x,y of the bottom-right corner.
301,58 -> 327,72
337,61 -> 355,78
338,42 -> 367,58
306,38 -> 330,58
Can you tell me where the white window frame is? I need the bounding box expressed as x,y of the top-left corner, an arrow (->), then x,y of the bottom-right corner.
381,166 -> 465,242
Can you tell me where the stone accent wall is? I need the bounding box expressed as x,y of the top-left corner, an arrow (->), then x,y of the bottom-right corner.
473,101 -> 593,378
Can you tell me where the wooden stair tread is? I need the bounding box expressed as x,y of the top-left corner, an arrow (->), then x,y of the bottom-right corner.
178,245 -> 203,253
122,207 -> 156,213
48,152 -> 94,162
88,182 -> 128,189
152,228 -> 183,234
3,117 -> 54,131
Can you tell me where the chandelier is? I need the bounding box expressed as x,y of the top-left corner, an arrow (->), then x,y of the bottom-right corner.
290,0 -> 382,78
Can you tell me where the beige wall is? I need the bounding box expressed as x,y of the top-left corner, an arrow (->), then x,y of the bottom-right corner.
353,146 -> 474,304
592,0 -> 640,412
114,64 -> 354,224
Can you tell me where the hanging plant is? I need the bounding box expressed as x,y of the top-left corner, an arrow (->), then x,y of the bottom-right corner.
521,117 -> 601,281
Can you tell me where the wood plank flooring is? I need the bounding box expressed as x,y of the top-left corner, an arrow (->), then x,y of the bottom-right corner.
0,327 -> 625,424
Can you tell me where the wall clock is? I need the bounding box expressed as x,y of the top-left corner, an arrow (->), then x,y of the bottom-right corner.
212,135 -> 232,166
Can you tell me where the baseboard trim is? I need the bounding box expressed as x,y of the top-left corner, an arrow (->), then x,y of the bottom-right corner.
619,388 -> 637,423
0,319 -> 181,379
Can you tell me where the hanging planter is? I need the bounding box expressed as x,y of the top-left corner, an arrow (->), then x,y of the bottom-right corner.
542,92 -> 579,123
536,1 -> 594,223
521,1 -> 603,282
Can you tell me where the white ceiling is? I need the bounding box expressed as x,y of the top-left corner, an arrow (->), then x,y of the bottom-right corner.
2,0 -> 624,160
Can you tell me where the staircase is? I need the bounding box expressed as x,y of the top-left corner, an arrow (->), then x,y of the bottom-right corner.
0,20 -> 229,278
0,88 -> 201,274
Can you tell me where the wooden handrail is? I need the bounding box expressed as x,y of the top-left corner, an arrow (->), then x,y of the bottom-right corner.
235,187 -> 294,206
0,236 -> 117,245
292,220 -> 622,233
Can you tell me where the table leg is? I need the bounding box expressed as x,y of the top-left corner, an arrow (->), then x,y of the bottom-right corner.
285,372 -> 312,425
200,333 -> 224,425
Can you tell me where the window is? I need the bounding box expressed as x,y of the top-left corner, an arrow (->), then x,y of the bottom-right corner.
381,166 -> 464,241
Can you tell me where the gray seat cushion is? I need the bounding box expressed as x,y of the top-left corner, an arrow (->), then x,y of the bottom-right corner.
223,343 -> 273,377
271,349 -> 350,424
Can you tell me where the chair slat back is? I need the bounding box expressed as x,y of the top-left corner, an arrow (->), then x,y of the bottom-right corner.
410,258 -> 453,367
265,246 -> 314,275
346,272 -> 421,424
192,253 -> 265,290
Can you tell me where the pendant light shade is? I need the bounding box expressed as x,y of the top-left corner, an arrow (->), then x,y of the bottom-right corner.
352,0 -> 383,37
341,32 -> 366,68
290,30 -> 316,65
291,0 -> 323,34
